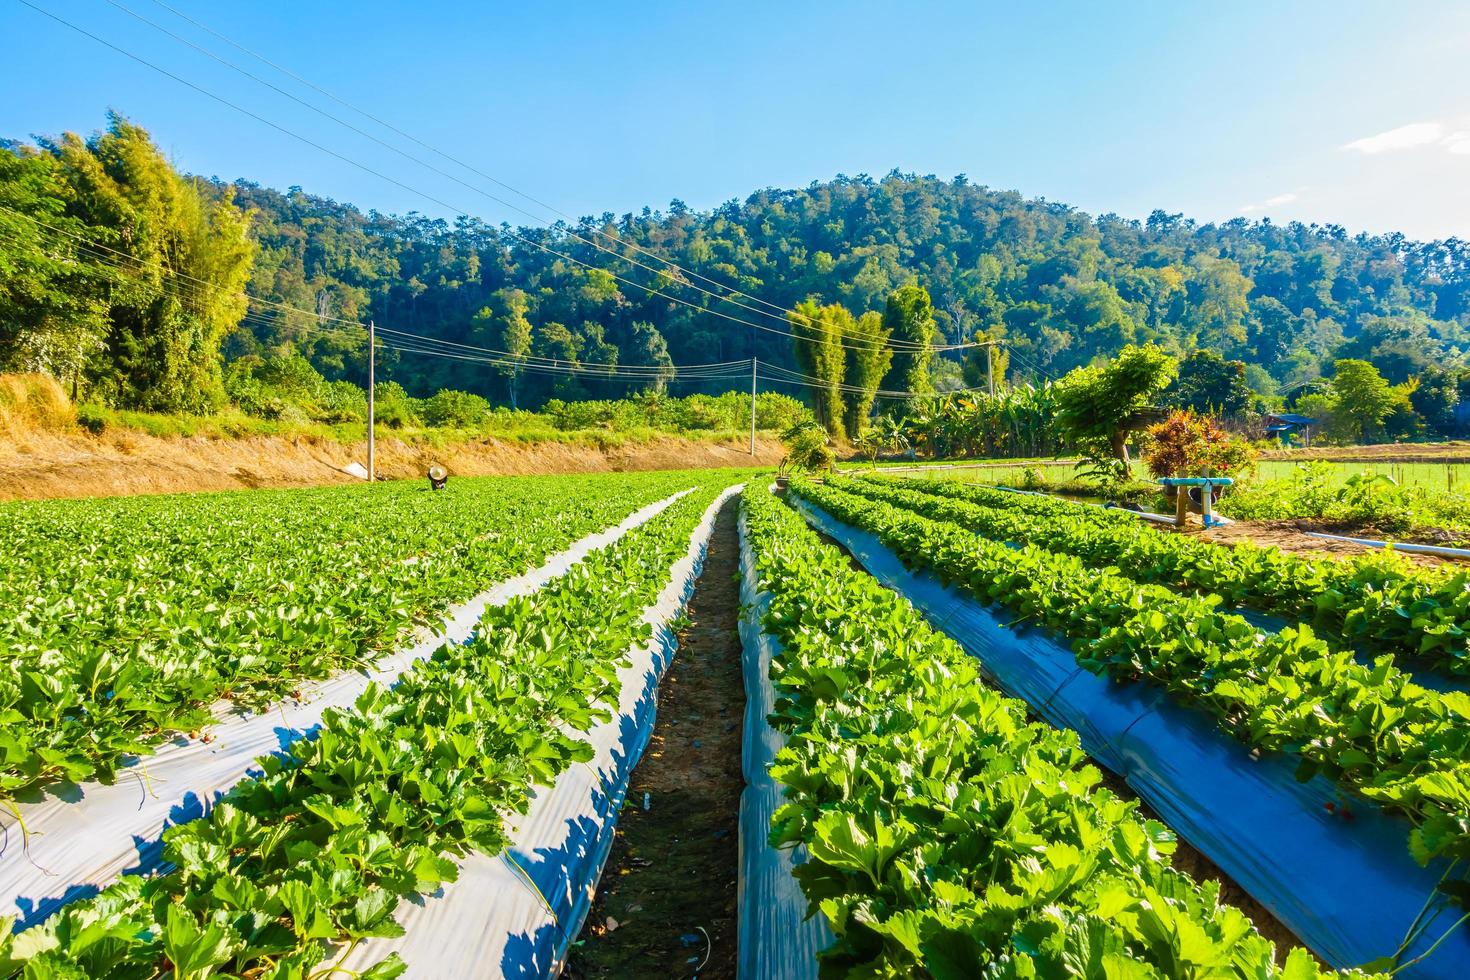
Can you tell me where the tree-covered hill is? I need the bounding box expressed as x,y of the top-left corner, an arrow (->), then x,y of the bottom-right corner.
3,114 -> 1468,414
216,167 -> 1470,405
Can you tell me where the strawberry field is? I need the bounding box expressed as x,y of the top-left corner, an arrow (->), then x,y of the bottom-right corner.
4,468 -> 1470,977
759,474 -> 1470,977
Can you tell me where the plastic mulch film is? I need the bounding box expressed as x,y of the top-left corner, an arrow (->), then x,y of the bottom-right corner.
792,496 -> 1470,978
735,505 -> 833,980
320,483 -> 743,979
0,489 -> 693,929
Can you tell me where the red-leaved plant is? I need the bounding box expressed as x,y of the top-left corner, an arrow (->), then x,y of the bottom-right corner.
1143,409 -> 1254,479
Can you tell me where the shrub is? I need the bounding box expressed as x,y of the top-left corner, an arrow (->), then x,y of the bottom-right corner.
319,380 -> 367,423
1143,409 -> 1255,479
781,420 -> 835,473
0,372 -> 74,435
420,389 -> 490,428
75,402 -> 108,434
371,381 -> 418,429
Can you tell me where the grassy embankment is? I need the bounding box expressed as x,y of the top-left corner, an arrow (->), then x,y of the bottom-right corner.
0,372 -> 769,450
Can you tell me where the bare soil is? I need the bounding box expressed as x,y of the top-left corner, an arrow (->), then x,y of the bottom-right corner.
0,429 -> 782,501
566,496 -> 744,980
1180,519 -> 1458,567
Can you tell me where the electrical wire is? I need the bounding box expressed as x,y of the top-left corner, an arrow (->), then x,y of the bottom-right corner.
999,342 -> 1058,381
380,340 -> 750,384
99,0 -> 815,339
7,210 -> 976,399
755,360 -> 988,400
139,0 -> 968,344
18,0 -> 959,356
0,208 -> 755,374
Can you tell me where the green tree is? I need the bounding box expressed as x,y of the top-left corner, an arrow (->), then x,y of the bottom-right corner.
421,388 -> 490,428
535,321 -> 584,400
842,309 -> 892,438
1168,349 -> 1252,416
0,147 -> 112,395
55,115 -> 253,411
1410,367 -> 1460,437
629,321 -> 675,395
1,117 -> 253,411
371,380 -> 417,428
961,331 -> 1009,392
880,285 -> 937,397
1055,343 -> 1177,466
789,299 -> 848,439
1330,359 -> 1396,443
490,288 -> 533,409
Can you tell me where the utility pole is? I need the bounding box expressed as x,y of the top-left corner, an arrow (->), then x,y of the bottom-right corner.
985,342 -> 995,398
749,357 -> 758,455
367,320 -> 376,483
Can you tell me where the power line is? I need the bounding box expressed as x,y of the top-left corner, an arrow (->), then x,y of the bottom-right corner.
139,0 -> 965,346
1,208 -> 759,374
6,209 -> 983,403
380,341 -> 750,383
755,361 -> 987,400
99,0 -> 835,342
6,205 -> 995,402
20,0 -> 952,358
0,214 -> 748,378
999,342 -> 1058,381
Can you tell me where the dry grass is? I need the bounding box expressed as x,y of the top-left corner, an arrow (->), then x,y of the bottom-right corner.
0,373 -> 74,438
0,371 -> 784,501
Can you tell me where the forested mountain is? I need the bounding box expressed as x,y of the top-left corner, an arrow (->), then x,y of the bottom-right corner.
214,167 -> 1470,406
4,114 -> 1469,414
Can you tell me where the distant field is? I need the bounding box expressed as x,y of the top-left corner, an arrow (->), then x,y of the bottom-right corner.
892,462 -> 1071,484
858,455 -> 1470,495
1247,459 -> 1470,492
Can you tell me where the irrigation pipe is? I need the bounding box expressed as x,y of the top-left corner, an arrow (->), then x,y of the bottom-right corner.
1304,532 -> 1470,561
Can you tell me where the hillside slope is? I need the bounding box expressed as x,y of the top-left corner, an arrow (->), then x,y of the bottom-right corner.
0,427 -> 778,501
0,375 -> 777,501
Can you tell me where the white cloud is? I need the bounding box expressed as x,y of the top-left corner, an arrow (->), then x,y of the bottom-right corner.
1340,118 -> 1470,158
1342,121 -> 1447,154
1240,190 -> 1301,214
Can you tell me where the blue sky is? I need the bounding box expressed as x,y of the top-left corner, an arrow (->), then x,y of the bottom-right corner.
4,1 -> 1469,240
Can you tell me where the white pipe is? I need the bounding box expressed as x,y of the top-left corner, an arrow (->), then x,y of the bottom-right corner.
1304,532 -> 1470,561
995,486 -> 1226,526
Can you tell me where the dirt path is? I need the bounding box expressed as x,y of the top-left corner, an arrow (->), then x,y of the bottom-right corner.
1261,441 -> 1470,463
1186,519 -> 1458,567
566,496 -> 745,980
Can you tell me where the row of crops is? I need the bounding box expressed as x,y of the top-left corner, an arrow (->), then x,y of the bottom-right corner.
738,484 -> 1348,977
0,472 -> 699,798
0,472 -> 743,977
749,472 -> 1470,976
796,474 -> 1470,860
10,461 -> 1470,977
878,475 -> 1470,671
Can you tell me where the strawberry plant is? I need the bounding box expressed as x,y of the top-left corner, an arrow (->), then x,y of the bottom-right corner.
853,474 -> 1470,677
0,480 -> 735,978
0,471 -> 710,800
741,484 -> 1370,978
791,477 -> 1470,877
